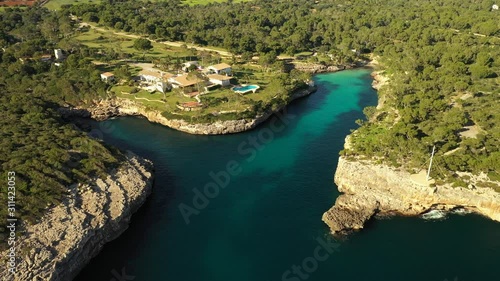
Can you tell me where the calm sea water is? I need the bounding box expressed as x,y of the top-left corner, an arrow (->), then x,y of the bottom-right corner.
76,70 -> 500,281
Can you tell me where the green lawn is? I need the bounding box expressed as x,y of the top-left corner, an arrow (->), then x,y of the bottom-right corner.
44,0 -> 99,10
294,51 -> 314,57
74,28 -> 192,58
112,85 -> 194,112
43,0 -> 252,10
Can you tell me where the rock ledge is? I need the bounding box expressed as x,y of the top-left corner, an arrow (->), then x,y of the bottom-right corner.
322,157 -> 500,234
0,152 -> 154,281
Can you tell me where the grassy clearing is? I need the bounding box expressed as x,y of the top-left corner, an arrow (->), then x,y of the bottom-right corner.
74,28 -> 192,58
44,0 -> 99,10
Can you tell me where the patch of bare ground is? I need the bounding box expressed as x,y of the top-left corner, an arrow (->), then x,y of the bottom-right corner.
459,125 -> 482,139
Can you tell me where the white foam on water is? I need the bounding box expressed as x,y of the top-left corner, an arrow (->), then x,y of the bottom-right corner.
451,208 -> 471,216
421,210 -> 447,220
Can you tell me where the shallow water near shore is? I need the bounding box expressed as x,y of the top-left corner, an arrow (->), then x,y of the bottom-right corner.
76,69 -> 500,281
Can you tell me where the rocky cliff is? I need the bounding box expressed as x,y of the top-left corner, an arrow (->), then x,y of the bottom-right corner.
292,63 -> 350,73
322,157 -> 500,234
323,62 -> 499,234
0,152 -> 154,281
59,87 -> 316,135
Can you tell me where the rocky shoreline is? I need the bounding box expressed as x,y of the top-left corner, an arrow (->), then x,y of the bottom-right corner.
322,62 -> 500,234
322,157 -> 500,234
292,63 -> 353,73
59,86 -> 317,135
0,152 -> 154,281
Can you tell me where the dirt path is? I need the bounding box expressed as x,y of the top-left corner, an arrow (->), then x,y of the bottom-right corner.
76,18 -> 233,57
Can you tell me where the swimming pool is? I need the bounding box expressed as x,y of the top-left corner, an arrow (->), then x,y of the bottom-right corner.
232,84 -> 260,94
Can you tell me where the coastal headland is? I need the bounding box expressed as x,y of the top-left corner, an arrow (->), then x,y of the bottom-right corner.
60,85 -> 318,135
322,66 -> 500,234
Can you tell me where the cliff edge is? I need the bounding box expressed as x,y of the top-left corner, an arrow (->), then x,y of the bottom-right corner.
0,152 -> 154,281
59,86 -> 316,135
322,63 -> 499,233
322,156 -> 500,234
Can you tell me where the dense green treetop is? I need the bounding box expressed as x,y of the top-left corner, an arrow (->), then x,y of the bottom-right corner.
0,7 -> 122,247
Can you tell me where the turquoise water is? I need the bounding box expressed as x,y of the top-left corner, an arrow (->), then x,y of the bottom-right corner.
233,84 -> 259,93
76,69 -> 500,281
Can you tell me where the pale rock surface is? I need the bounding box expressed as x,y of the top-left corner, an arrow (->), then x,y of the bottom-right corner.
0,152 -> 154,281
59,87 -> 316,135
322,157 -> 500,234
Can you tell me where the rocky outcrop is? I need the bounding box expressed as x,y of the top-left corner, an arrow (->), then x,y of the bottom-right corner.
322,157 -> 500,234
292,63 -> 350,73
59,86 -> 316,135
370,70 -> 389,91
0,152 -> 154,281
323,61 -> 499,234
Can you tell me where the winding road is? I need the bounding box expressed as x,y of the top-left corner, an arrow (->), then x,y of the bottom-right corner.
74,16 -> 233,57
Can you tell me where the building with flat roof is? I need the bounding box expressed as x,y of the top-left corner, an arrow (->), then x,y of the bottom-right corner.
207,63 -> 232,75
207,74 -> 233,86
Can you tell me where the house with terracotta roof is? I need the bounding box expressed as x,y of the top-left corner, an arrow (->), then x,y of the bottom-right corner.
207,74 -> 233,86
169,74 -> 205,88
168,74 -> 208,96
100,72 -> 115,82
207,63 -> 232,75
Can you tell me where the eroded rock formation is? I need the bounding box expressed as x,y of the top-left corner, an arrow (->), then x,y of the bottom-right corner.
322,157 -> 500,234
59,86 -> 316,135
0,152 -> 154,281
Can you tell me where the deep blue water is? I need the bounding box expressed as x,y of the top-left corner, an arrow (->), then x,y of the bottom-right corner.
76,70 -> 500,281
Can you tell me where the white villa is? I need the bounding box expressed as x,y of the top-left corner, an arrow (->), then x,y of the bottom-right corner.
207,74 -> 232,86
139,70 -> 163,83
138,70 -> 174,93
100,72 -> 115,82
207,63 -> 232,75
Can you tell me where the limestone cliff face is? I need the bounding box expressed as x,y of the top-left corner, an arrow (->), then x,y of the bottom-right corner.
0,152 -> 154,281
322,157 -> 500,233
59,87 -> 316,135
292,63 -> 350,73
